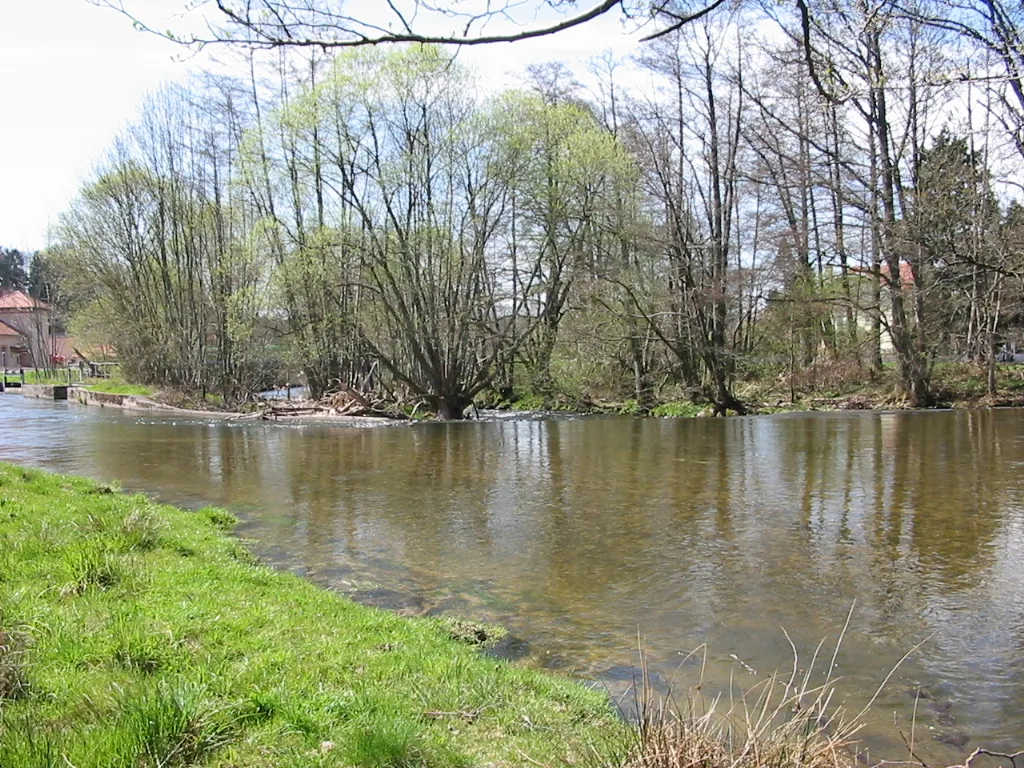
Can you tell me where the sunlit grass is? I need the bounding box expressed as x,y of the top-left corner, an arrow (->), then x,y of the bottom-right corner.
3,369 -> 152,397
82,378 -> 154,397
0,462 -> 618,767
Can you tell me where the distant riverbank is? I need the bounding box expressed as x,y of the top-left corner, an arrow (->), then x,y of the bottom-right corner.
494,361 -> 1024,419
11,360 -> 1023,422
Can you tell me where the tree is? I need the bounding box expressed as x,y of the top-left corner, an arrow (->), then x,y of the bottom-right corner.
58,83 -> 273,403
496,86 -> 633,395
887,0 -> 1024,161
913,130 -> 1007,392
0,247 -> 28,291
26,249 -> 72,335
787,0 -> 953,406
626,16 -> 750,414
93,0 -> 732,49
259,47 -> 539,417
54,2 -> 1024,415
28,251 -> 56,301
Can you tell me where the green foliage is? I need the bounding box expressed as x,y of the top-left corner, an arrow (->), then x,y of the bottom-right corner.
650,401 -> 704,418
510,392 -> 548,411
56,86 -> 274,407
0,247 -> 28,291
272,228 -> 362,399
0,463 -> 618,766
618,399 -> 646,415
51,35 -> 1024,416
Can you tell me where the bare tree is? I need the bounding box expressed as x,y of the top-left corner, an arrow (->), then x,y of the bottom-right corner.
627,16 -> 750,413
91,0 -> 733,49
58,83 -> 271,403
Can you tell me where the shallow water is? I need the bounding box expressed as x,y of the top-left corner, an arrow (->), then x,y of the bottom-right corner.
2,394 -> 1022,761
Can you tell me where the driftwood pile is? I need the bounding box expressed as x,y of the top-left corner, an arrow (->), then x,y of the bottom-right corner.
257,388 -> 397,420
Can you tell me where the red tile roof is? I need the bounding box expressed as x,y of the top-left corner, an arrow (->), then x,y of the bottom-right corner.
0,290 -> 48,310
0,319 -> 23,338
879,262 -> 916,287
850,262 -> 916,288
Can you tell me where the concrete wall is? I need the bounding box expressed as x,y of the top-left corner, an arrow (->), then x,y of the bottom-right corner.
73,389 -> 161,410
22,384 -> 69,400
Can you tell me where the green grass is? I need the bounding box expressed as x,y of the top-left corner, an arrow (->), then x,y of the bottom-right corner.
649,402 -> 705,419
3,370 -> 151,398
82,378 -> 153,397
12,371 -> 65,385
0,463 -> 618,767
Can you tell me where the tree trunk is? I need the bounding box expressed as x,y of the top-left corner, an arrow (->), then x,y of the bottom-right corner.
530,320 -> 558,396
435,395 -> 470,420
988,330 -> 998,399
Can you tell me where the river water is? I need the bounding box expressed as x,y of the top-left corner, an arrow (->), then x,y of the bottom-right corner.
2,394 -> 1022,761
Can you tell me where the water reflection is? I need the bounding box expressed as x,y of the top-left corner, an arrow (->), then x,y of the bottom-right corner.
2,398 -> 1023,760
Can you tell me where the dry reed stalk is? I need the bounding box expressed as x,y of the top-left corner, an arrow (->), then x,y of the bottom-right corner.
586,605 -> 933,768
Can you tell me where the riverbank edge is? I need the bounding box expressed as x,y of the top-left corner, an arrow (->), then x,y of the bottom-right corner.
23,381 -> 1024,426
13,385 -> 402,426
494,392 -> 1024,420
83,387 -> 404,426
0,462 -> 622,766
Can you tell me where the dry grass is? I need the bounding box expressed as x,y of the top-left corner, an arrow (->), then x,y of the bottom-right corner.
590,610 -> 922,768
0,622 -> 28,702
610,655 -> 859,768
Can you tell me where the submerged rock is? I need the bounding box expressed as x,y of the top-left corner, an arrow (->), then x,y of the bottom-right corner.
352,587 -> 427,616
933,708 -> 957,728
484,633 -> 531,662
434,616 -> 507,647
540,653 -> 572,671
591,664 -> 672,722
933,729 -> 969,749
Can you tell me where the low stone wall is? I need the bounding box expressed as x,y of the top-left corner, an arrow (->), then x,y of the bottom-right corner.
72,389 -> 162,410
22,384 -> 70,400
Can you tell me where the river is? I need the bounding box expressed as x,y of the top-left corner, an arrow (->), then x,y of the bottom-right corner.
2,394 -> 1022,761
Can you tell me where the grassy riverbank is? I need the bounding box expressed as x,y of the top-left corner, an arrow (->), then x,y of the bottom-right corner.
0,463 -> 618,767
14,371 -> 153,397
83,379 -> 154,397
499,362 -> 1024,417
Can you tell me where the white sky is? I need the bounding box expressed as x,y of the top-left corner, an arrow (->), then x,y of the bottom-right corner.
0,0 -> 200,253
0,0 -> 641,254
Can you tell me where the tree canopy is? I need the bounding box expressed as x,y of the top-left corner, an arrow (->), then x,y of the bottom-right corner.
51,13 -> 1024,415
0,247 -> 28,292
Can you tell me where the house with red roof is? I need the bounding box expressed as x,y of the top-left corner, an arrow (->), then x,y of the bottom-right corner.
0,290 -> 52,369
0,318 -> 24,368
848,261 -> 918,358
